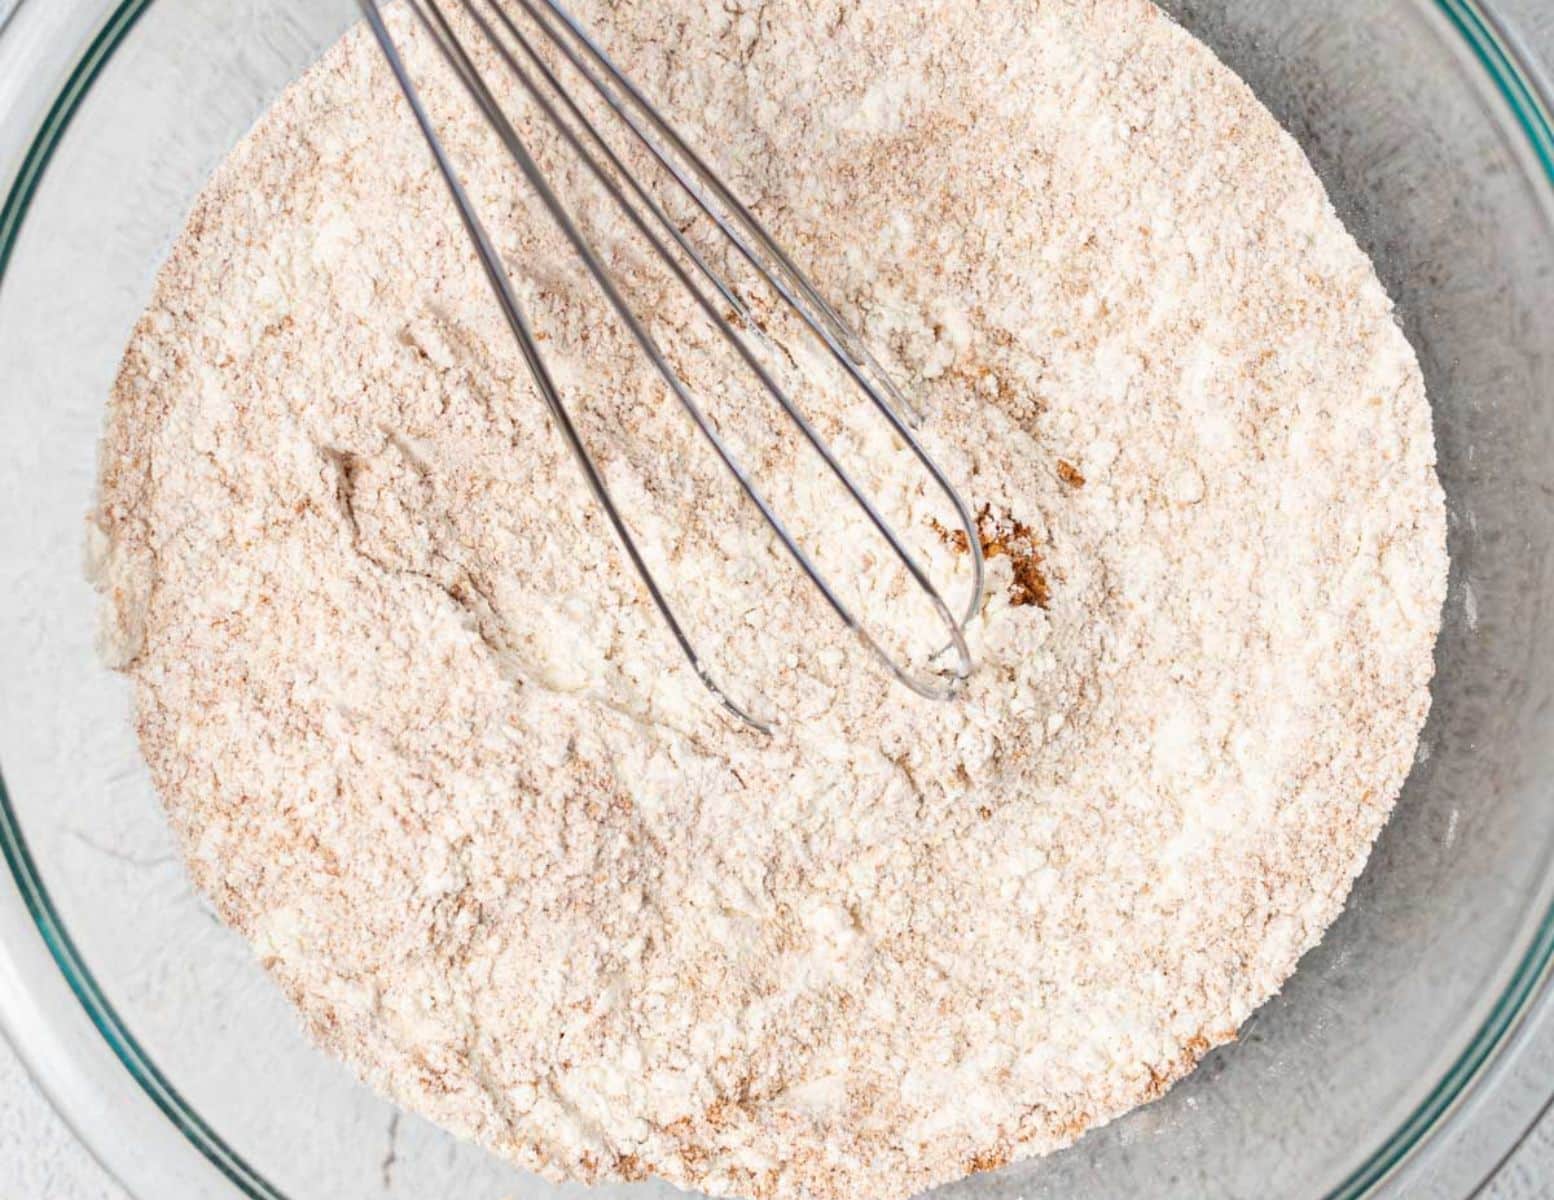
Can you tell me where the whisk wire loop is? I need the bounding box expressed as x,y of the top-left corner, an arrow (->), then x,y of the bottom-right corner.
359,0 -> 986,727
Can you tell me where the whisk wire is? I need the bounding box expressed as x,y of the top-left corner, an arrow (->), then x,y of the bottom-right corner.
359,0 -> 985,726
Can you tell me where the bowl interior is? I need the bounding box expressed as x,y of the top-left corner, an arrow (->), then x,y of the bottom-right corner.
2,1 -> 1554,1197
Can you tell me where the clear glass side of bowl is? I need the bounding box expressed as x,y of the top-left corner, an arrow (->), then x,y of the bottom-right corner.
1,1 -> 1553,1198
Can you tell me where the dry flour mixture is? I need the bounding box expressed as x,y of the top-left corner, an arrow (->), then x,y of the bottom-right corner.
89,1 -> 1448,1197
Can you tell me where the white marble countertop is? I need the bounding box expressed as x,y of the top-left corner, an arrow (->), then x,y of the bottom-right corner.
0,0 -> 1552,1196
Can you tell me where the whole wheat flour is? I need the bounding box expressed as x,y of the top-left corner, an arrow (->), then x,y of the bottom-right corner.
88,1 -> 1448,1197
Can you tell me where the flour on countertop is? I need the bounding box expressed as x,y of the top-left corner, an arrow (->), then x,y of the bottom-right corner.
88,1 -> 1448,1197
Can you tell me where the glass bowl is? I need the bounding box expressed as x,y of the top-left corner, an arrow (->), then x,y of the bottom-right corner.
2,1 -> 1554,1197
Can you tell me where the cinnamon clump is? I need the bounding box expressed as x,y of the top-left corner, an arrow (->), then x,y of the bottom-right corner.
932,506 -> 1051,609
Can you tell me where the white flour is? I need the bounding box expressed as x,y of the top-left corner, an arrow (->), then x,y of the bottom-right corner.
89,1 -> 1448,1197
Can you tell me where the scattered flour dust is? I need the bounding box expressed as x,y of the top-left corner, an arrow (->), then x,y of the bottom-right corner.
88,1 -> 1447,1198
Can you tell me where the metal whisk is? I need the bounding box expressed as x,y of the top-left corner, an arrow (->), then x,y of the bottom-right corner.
359,0 -> 986,731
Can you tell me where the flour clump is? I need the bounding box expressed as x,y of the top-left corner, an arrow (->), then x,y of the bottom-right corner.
90,1 -> 1448,1198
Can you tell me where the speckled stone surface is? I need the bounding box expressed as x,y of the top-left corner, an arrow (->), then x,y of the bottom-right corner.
1480,1017 -> 1554,1200
0,0 -> 1551,1197
0,1034 -> 125,1200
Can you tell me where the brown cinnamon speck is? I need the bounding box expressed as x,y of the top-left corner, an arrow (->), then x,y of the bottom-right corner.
930,506 -> 1051,609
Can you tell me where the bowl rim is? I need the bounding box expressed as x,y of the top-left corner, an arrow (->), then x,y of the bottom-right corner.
1,0 -> 1553,1196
